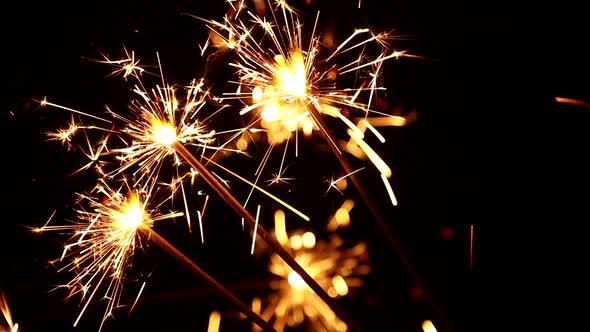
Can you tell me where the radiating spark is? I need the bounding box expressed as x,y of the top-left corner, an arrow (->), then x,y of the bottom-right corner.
35,178 -> 182,330
469,224 -> 474,272
198,210 -> 205,244
327,199 -> 355,231
555,96 -> 590,108
92,47 -> 148,80
274,209 -> 289,246
422,320 -> 437,332
0,292 -> 18,332
381,173 -> 398,206
195,0 -> 411,198
207,311 -> 222,332
46,115 -> 83,149
347,128 -> 392,178
254,208 -> 369,331
251,204 -> 261,254
201,155 -> 310,222
325,168 -> 365,195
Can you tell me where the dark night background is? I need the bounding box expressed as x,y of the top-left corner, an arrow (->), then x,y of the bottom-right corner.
1,0 -> 532,331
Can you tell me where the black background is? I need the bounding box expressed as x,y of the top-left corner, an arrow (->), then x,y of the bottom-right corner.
1,0 -> 531,331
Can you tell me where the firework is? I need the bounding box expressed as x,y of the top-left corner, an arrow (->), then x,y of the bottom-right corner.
0,292 -> 18,332
252,207 -> 369,332
196,0 -> 415,207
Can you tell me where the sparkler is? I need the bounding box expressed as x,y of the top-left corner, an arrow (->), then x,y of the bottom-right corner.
39,49 -> 356,330
0,292 -> 18,332
35,177 -> 274,331
195,0 -> 415,207
252,207 -> 369,332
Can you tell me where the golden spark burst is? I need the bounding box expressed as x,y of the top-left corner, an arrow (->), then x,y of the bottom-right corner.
34,178 -> 183,331
252,208 -> 369,332
39,51 -> 249,232
194,0 -> 416,206
0,292 -> 18,332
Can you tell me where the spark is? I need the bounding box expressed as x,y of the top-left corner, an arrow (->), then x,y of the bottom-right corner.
207,311 -> 222,332
422,320 -> 438,332
327,199 -> 355,231
555,96 -> 590,108
35,178 -> 183,330
325,167 -> 365,195
469,224 -> 474,272
196,0 -> 409,201
0,292 -> 18,332
46,115 -> 83,148
250,204 -> 262,254
92,46 -> 148,80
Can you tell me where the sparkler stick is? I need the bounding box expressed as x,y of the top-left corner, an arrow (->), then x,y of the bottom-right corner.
170,141 -> 361,332
137,223 -> 275,331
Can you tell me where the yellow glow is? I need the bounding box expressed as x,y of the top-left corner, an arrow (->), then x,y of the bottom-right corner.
334,208 -> 350,227
261,103 -> 280,122
302,232 -> 316,248
276,51 -> 306,98
364,115 -> 406,127
1,292 -> 17,332
150,119 -> 177,145
290,235 -> 303,250
274,210 -> 289,246
302,118 -> 314,137
236,137 -> 249,151
252,86 -> 263,102
335,178 -> 348,192
332,275 -> 349,296
207,311 -> 221,332
288,271 -> 306,289
347,129 -> 392,178
422,320 -> 437,332
113,194 -> 146,230
328,200 -> 355,231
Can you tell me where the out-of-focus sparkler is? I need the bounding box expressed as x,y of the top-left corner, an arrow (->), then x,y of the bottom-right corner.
35,177 -> 275,331
0,292 -> 18,332
252,207 -> 369,331
195,0 -> 416,207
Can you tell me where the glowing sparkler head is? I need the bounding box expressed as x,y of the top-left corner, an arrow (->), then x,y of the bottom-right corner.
199,1 -> 411,202
274,51 -> 307,99
112,193 -> 148,230
287,271 -> 305,289
150,119 -> 177,146
249,49 -> 311,143
36,179 -> 182,330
